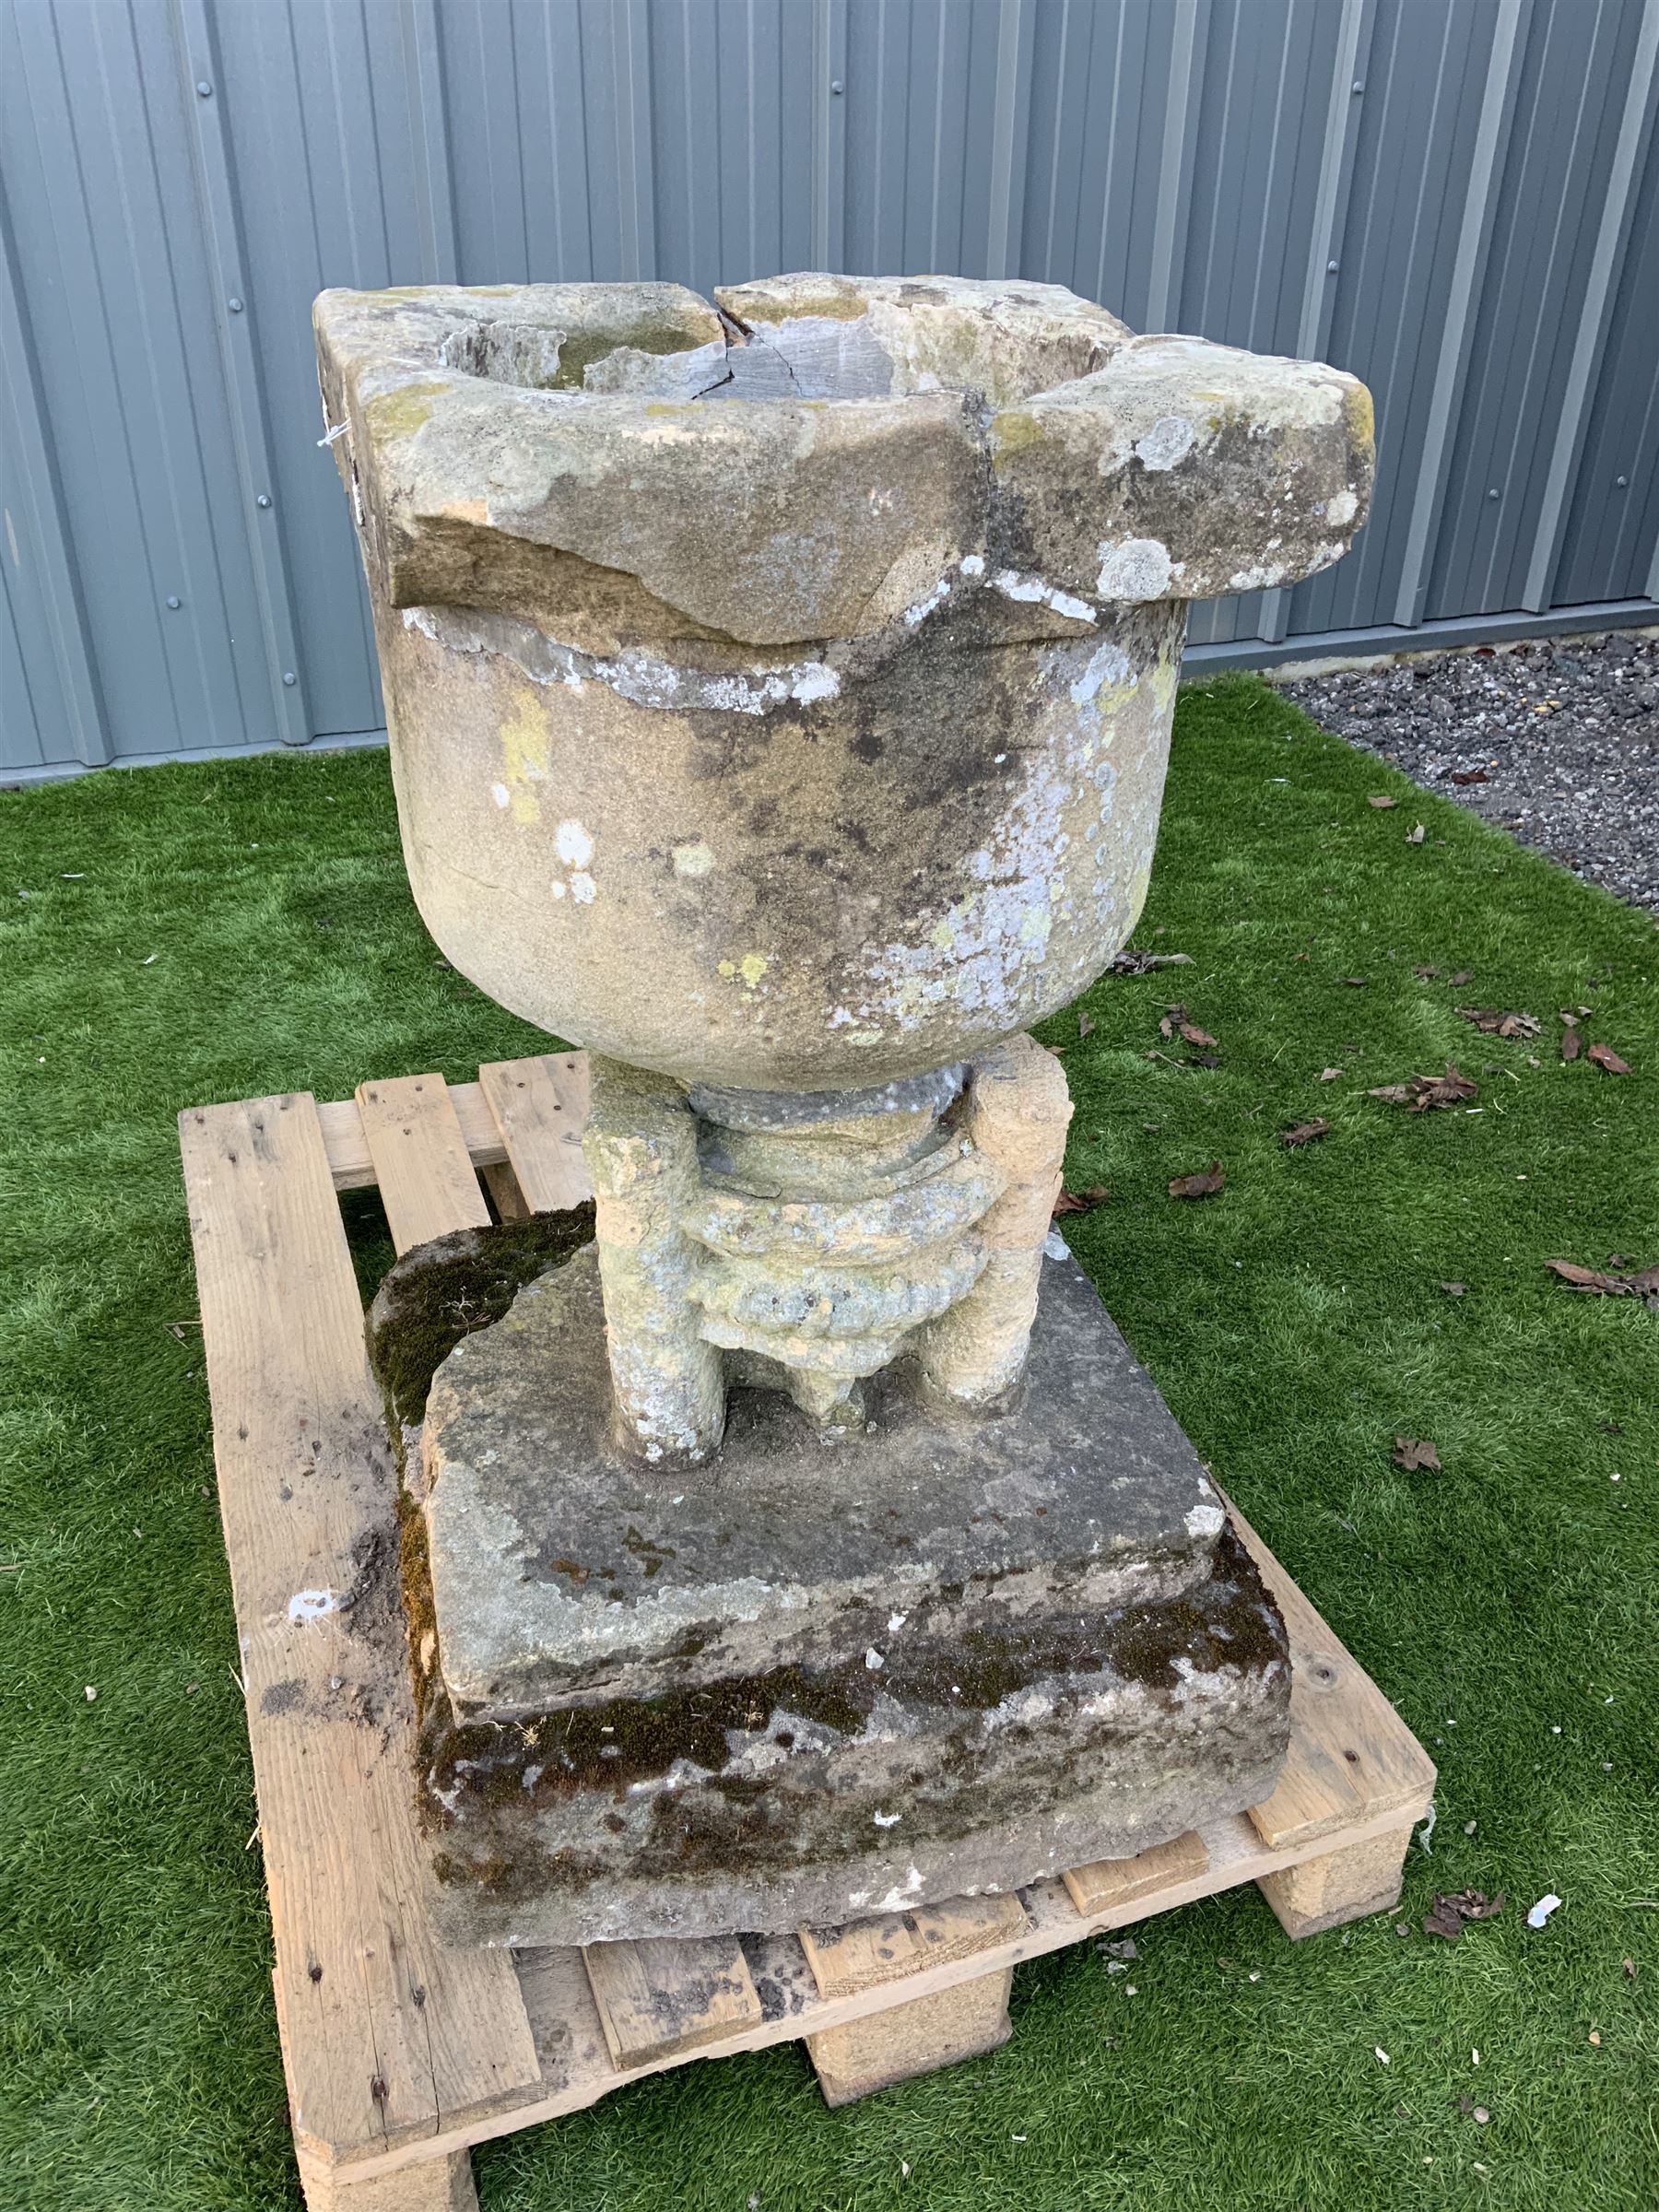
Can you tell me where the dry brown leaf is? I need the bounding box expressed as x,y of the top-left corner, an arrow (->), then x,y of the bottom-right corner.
1280,1117 -> 1331,1147
1587,1041 -> 1633,1075
1561,1028 -> 1582,1063
1053,1185 -> 1110,1218
1369,1062 -> 1478,1112
1424,1889 -> 1504,1941
1439,1280 -> 1466,1296
1451,968 -> 1475,985
1368,794 -> 1398,809
1414,964 -> 1441,978
1319,1066 -> 1344,1081
1394,1437 -> 1441,1472
1178,1020 -> 1218,1048
1169,1162 -> 1226,1199
1109,947 -> 1194,974
1406,823 -> 1426,844
1457,1006 -> 1540,1038
1077,1011 -> 1095,1039
1544,1258 -> 1659,1300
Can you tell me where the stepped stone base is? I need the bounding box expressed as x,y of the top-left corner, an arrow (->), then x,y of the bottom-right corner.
414,1245 -> 1290,1947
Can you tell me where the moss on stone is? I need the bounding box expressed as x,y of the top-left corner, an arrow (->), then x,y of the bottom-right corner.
365,1206 -> 594,1432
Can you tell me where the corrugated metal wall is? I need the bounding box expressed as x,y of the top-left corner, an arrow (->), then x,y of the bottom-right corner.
3,0 -> 1656,778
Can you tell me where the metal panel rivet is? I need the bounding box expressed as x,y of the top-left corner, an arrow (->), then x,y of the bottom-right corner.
257,494 -> 272,509
166,595 -> 182,610
830,79 -> 843,94
195,79 -> 212,98
1616,475 -> 1629,488
282,672 -> 297,687
1326,261 -> 1339,274
1352,80 -> 1364,93
1488,488 -> 1500,500
228,298 -> 244,313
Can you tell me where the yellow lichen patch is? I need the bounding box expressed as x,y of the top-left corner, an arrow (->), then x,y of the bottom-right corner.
738,952 -> 770,989
1345,381 -> 1376,457
735,284 -> 868,324
988,410 -> 1045,465
364,378 -> 452,442
498,686 -> 552,826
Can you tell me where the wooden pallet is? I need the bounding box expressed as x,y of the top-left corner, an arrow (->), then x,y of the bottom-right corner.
178,1054 -> 1436,2211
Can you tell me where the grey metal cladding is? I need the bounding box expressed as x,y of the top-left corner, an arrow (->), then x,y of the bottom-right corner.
3,0 -> 1656,777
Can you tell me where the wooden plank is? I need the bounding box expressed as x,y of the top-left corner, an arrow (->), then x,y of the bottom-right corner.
478,1053 -> 592,1213
479,1159 -> 532,1222
582,1936 -> 762,2067
177,1094 -> 540,2168
799,1893 -> 1028,1999
354,1074 -> 490,1255
316,1083 -> 508,1193
1223,1493 -> 1438,1853
1061,1829 -> 1210,1918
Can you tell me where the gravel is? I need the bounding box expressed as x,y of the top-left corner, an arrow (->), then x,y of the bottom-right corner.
1278,629 -> 1659,915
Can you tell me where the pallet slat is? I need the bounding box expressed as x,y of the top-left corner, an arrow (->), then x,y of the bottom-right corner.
582,1936 -> 763,2067
1061,1829 -> 1210,1917
479,1054 -> 593,1214
799,1893 -> 1028,1998
355,1074 -> 491,1254
178,1093 -> 540,2169
1226,1495 -> 1438,1853
316,1082 -> 508,1192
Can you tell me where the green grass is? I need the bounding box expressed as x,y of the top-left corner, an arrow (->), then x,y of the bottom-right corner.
3,675 -> 1656,2212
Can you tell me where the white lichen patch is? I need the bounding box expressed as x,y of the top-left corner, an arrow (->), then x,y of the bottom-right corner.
1134,414 -> 1196,471
993,568 -> 1097,624
569,871 -> 596,904
872,1808 -> 902,1828
1096,537 -> 1174,602
1069,640 -> 1135,708
672,840 -> 715,877
1183,1501 -> 1226,1539
490,782 -> 511,809
903,577 -> 951,627
554,818 -> 594,867
1323,487 -> 1359,525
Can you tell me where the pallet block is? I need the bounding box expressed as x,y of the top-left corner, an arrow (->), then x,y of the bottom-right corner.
179,1055 -> 1436,2209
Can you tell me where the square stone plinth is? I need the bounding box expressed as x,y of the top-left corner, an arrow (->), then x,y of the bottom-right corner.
415,1245 -> 1289,1947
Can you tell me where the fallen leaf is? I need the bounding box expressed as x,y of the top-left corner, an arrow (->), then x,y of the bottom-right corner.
1077,1011 -> 1095,1038
1280,1117 -> 1330,1147
1053,1185 -> 1110,1217
1456,1006 -> 1540,1038
1561,1028 -> 1582,1063
1109,947 -> 1194,974
1449,768 -> 1488,785
1369,1062 -> 1478,1112
1439,1281 -> 1465,1296
1178,1021 -> 1218,1048
1414,964 -> 1441,978
1423,1888 -> 1504,1939
1342,976 -> 1367,987
1169,1162 -> 1225,1199
1406,823 -> 1426,843
1544,1258 -> 1659,1300
1319,1066 -> 1344,1081
1394,1437 -> 1441,1472
1368,794 -> 1398,809
1586,1041 -> 1633,1074
1451,968 -> 1475,985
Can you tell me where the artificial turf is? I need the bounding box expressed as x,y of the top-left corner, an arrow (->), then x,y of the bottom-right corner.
2,675 -> 1655,2212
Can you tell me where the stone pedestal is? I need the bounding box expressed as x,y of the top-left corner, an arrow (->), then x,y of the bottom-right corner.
417,1241 -> 1288,1947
